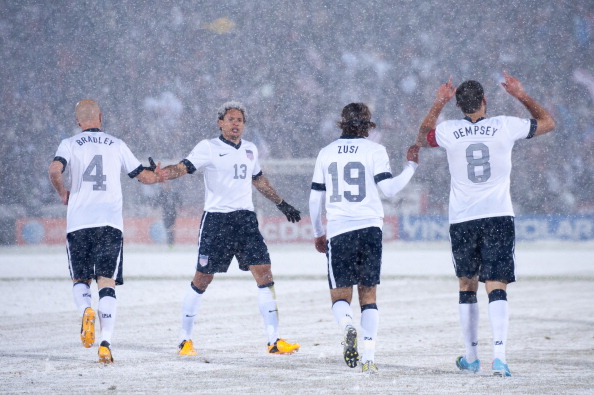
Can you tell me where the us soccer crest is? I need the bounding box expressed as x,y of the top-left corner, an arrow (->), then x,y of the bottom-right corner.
245,150 -> 254,160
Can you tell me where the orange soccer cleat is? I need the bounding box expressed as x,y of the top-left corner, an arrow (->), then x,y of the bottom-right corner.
178,340 -> 198,356
268,338 -> 300,354
80,307 -> 96,348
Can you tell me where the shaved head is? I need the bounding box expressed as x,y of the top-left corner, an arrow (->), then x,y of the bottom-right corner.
75,99 -> 102,129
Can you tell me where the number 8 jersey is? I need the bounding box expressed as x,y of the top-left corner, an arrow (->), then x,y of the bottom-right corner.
431,116 -> 536,224
310,136 -> 416,239
54,129 -> 144,233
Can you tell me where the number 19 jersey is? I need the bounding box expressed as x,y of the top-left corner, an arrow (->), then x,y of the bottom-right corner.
54,129 -> 143,233
311,136 -> 392,238
434,116 -> 535,224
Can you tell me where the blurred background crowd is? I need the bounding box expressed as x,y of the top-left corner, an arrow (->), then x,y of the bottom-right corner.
1,0 -> 593,239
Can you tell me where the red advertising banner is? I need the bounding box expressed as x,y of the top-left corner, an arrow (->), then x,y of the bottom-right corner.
15,216 -> 400,245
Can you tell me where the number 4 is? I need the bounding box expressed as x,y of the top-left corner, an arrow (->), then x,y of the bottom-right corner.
83,155 -> 107,191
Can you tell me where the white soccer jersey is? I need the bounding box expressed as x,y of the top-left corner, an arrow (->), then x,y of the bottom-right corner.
434,116 -> 535,224
54,129 -> 143,233
184,136 -> 262,213
309,136 -> 416,239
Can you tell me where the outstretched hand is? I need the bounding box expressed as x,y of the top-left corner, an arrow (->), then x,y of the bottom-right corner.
276,200 -> 301,223
154,162 -> 168,183
146,157 -> 167,182
501,71 -> 526,99
406,145 -> 420,163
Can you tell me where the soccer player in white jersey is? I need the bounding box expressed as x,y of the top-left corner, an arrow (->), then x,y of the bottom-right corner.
309,103 -> 420,374
161,101 -> 301,356
415,72 -> 555,377
48,99 -> 165,363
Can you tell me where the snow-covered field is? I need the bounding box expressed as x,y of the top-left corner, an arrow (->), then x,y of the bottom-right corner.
1,242 -> 593,394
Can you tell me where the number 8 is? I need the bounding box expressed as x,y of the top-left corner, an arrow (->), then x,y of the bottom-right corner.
466,143 -> 490,183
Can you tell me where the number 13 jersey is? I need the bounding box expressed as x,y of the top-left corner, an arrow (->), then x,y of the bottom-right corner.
433,116 -> 536,224
184,136 -> 262,213
54,129 -> 144,233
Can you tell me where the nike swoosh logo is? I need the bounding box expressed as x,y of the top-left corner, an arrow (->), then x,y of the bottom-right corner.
268,310 -> 278,313
185,314 -> 196,318
219,153 -> 228,157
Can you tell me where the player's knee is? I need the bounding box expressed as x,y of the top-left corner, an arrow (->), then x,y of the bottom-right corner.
488,289 -> 507,303
98,287 -> 116,299
459,291 -> 477,304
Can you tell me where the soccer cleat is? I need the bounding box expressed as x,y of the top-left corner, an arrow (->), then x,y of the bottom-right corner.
268,338 -> 300,354
456,356 -> 481,373
178,340 -> 197,356
361,360 -> 378,374
492,358 -> 511,377
343,325 -> 359,368
80,307 -> 96,348
98,341 -> 113,364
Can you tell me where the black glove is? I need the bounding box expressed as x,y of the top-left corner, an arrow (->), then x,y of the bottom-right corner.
276,200 -> 301,223
145,157 -> 157,171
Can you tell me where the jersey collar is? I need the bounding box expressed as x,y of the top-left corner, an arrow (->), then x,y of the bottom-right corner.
339,135 -> 364,139
464,116 -> 485,124
82,128 -> 102,133
219,135 -> 242,149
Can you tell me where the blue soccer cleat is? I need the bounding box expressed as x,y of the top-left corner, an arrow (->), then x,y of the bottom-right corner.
492,358 -> 512,377
456,356 -> 481,373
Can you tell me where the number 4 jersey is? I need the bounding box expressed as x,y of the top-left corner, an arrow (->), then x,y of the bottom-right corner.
430,116 -> 536,224
54,129 -> 144,233
310,136 -> 417,239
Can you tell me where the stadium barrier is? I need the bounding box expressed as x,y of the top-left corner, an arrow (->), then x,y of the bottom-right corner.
14,215 -> 594,245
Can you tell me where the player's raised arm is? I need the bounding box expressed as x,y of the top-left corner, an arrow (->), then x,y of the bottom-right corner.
501,71 -> 555,136
416,77 -> 456,147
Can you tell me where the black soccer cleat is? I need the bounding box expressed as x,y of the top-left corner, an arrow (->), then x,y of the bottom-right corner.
343,326 -> 359,368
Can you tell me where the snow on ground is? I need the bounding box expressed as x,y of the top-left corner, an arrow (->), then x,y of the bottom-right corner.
1,242 -> 593,394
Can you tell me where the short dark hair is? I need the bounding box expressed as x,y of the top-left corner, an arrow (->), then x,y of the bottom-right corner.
337,103 -> 376,137
456,80 -> 484,114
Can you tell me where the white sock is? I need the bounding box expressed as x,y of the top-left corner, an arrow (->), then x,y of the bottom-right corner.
180,282 -> 204,342
360,307 -> 379,362
458,302 -> 480,362
258,284 -> 279,344
72,282 -> 92,315
331,300 -> 354,332
489,300 -> 509,363
98,288 -> 117,344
